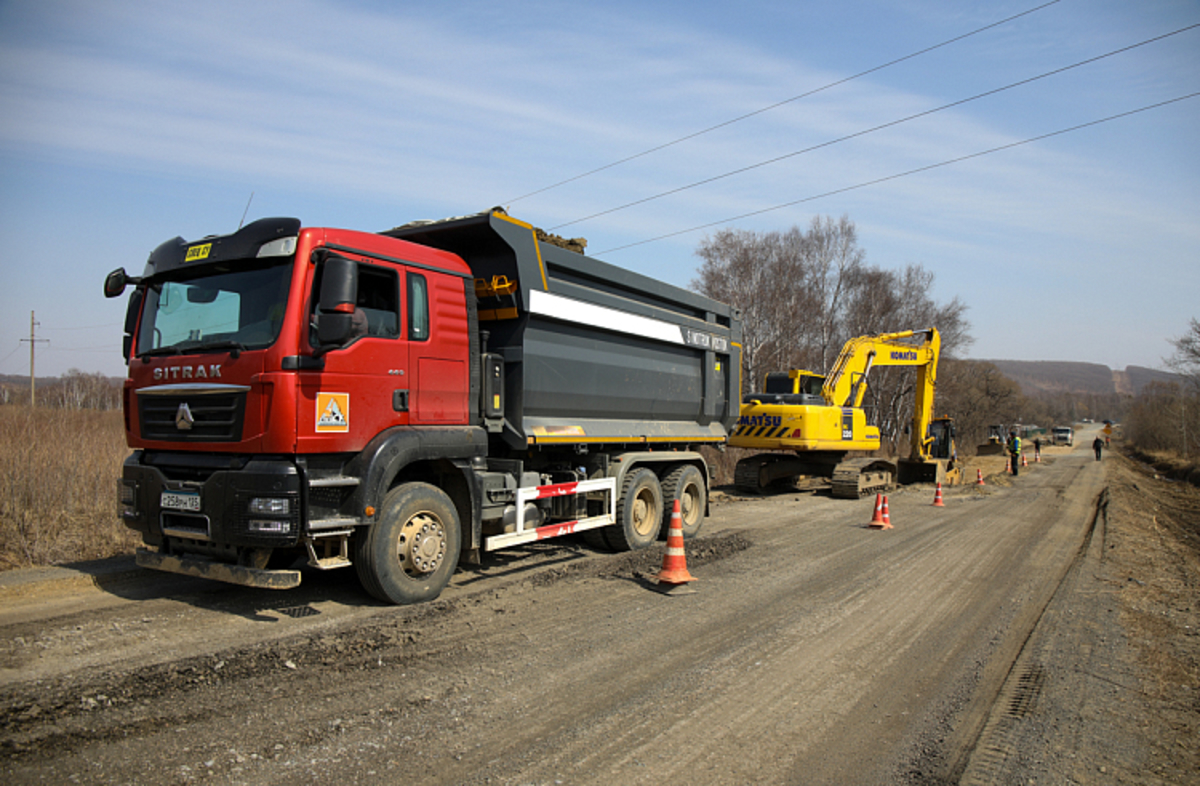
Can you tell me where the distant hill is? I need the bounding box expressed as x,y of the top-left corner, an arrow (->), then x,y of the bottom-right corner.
1123,365 -> 1181,394
976,361 -> 1180,397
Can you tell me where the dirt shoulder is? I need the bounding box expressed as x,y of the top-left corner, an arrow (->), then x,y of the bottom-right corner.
966,448 -> 1200,784
1099,451 -> 1199,780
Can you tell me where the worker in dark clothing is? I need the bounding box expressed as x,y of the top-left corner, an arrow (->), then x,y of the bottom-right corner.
1033,437 -> 1042,461
1008,430 -> 1021,476
1093,435 -> 1104,461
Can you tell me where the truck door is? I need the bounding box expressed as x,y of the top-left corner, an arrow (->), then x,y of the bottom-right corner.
297,258 -> 408,453
405,269 -> 470,425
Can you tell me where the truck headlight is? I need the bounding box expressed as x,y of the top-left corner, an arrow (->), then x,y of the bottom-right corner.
248,497 -> 290,515
248,519 -> 291,534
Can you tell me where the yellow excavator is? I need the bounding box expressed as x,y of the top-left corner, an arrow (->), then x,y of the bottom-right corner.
730,328 -> 960,497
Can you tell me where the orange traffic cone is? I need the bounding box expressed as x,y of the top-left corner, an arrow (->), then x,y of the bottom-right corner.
932,483 -> 945,507
1035,450 -> 1041,463
868,493 -> 887,528
1005,456 -> 1012,474
881,496 -> 893,529
655,500 -> 696,594
1022,454 -> 1028,468
976,468 -> 985,486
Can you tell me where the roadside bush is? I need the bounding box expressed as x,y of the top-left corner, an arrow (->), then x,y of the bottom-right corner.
1127,381 -> 1200,457
0,407 -> 138,569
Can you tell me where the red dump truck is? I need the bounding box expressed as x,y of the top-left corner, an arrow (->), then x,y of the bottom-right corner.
104,209 -> 742,604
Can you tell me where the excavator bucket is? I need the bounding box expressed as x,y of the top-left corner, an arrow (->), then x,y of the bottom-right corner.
897,459 -> 948,486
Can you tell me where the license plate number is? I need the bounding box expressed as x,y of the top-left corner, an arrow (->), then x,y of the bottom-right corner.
161,491 -> 201,512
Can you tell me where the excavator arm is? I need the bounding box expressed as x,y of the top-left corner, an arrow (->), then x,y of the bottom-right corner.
823,330 -> 936,412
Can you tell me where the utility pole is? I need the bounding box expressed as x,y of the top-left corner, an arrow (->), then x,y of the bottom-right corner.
20,311 -> 49,407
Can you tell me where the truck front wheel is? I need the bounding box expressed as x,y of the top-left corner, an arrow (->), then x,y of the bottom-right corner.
355,482 -> 461,605
603,468 -> 663,551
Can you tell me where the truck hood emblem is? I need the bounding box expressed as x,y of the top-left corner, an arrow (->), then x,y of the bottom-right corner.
176,402 -> 195,431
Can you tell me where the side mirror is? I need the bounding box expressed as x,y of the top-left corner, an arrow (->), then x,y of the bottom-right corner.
122,289 -> 143,363
314,256 -> 359,350
104,268 -> 129,298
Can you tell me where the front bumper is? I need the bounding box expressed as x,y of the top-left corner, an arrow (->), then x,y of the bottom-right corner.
119,452 -> 303,549
135,548 -> 301,589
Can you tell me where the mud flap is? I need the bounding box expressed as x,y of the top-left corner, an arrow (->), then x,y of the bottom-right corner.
135,548 -> 301,590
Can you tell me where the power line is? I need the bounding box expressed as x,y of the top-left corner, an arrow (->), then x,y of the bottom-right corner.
0,344 -> 22,369
46,345 -> 122,353
554,22 -> 1200,230
41,322 -> 123,332
505,0 -> 1064,205
593,91 -> 1200,255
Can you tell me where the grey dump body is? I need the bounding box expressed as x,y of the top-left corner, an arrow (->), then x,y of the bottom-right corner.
384,211 -> 743,452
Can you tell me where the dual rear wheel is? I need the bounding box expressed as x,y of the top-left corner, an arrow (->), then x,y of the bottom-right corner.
595,463 -> 706,551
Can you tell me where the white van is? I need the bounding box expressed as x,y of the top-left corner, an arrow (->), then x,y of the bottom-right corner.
1051,426 -> 1074,447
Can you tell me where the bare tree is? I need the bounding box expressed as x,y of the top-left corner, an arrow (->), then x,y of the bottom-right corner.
1156,318 -> 1200,456
694,229 -> 782,394
693,215 -> 872,391
1166,318 -> 1200,388
693,214 -> 974,456
54,370 -> 121,411
804,215 -> 865,370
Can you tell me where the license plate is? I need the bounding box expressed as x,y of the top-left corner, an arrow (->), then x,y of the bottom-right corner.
161,491 -> 201,512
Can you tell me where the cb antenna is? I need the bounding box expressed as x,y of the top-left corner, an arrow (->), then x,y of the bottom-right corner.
238,191 -> 255,229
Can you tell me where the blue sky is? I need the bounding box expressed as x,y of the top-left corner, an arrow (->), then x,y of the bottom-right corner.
1,0 -> 1197,379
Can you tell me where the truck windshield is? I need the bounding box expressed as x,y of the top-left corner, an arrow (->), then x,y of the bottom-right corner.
136,259 -> 293,356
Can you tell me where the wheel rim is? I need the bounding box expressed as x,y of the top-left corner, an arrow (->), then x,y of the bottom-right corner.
680,483 -> 701,526
632,487 -> 658,536
398,511 -> 446,576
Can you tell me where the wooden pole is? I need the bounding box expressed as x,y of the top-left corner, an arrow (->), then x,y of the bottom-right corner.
30,311 -> 36,407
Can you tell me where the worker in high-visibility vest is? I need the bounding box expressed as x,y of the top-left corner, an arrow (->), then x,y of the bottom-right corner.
1008,431 -> 1022,477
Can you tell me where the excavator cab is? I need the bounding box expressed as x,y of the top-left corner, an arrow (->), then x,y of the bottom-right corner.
746,370 -> 826,406
928,417 -> 956,461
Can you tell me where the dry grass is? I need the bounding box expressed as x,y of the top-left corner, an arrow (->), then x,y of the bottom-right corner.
0,406 -> 140,570
1105,453 -> 1200,775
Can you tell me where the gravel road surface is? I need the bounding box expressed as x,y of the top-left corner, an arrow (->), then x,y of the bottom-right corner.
2,430 -> 1196,784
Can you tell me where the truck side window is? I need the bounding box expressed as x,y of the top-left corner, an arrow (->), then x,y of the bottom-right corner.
408,272 -> 429,341
309,260 -> 399,346
356,264 -> 400,339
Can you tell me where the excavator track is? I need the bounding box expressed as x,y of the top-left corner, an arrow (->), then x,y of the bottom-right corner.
735,455 -> 790,493
830,458 -> 896,499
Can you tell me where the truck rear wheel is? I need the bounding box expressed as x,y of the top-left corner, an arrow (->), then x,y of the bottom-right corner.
355,482 -> 460,605
661,464 -> 705,539
603,468 -> 662,551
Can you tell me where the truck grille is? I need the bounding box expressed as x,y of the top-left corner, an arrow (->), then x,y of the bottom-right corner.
140,391 -> 247,443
